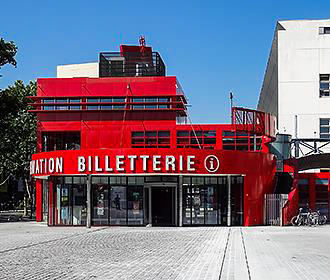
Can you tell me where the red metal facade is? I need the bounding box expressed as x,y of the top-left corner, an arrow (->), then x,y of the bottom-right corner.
30,45 -> 277,226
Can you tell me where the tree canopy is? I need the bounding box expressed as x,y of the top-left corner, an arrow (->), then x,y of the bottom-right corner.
0,81 -> 36,180
0,38 -> 17,69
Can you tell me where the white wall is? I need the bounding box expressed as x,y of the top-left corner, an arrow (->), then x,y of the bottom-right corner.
277,20 -> 330,139
257,24 -> 279,118
258,19 -> 330,139
57,62 -> 99,78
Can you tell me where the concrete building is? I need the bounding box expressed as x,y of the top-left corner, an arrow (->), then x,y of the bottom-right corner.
258,20 -> 330,220
258,19 -> 330,139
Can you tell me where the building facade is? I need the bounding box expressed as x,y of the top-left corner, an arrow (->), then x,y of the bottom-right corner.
30,43 -> 276,227
258,19 -> 330,220
258,19 -> 330,139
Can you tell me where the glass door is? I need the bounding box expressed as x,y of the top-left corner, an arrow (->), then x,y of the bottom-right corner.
315,179 -> 329,219
92,184 -> 109,228
110,186 -> 127,225
231,176 -> 244,226
72,179 -> 87,225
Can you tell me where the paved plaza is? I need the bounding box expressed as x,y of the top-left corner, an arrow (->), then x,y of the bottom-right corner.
0,223 -> 329,279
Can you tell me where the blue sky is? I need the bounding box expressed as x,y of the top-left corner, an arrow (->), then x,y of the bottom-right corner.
1,0 -> 329,123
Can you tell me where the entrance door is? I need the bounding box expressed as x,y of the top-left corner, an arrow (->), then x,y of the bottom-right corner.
152,187 -> 174,226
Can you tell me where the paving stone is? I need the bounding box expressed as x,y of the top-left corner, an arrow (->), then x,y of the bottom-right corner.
0,223 -> 228,280
1,222 -> 330,280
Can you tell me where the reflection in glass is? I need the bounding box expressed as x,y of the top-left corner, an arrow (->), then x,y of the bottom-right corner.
205,186 -> 217,225
60,184 -> 71,225
191,187 -> 204,225
92,185 -> 109,225
72,184 -> 87,225
183,186 -> 191,225
127,186 -> 143,225
110,186 -> 127,225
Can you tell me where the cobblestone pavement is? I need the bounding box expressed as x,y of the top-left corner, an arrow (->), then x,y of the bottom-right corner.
0,223 -> 330,280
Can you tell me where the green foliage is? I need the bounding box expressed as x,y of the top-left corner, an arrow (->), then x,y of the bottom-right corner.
0,38 -> 17,69
0,81 -> 36,179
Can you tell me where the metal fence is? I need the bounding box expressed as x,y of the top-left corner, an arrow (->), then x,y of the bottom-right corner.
99,52 -> 165,77
264,194 -> 288,226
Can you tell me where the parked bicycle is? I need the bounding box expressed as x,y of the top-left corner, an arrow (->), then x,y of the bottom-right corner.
291,208 -> 327,226
311,210 -> 327,225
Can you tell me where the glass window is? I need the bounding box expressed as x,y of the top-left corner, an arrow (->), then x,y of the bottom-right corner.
145,98 -> 158,109
320,118 -> 329,126
127,186 -> 143,225
132,98 -> 144,109
222,131 -> 235,137
132,131 -> 144,137
69,99 -> 81,110
320,83 -> 329,90
191,131 -> 203,137
42,132 -> 80,152
87,98 -> 99,110
60,183 -> 71,225
56,99 -> 69,110
146,131 -> 157,137
298,179 -> 309,185
316,179 -> 328,185
204,130 -> 216,137
204,138 -> 216,144
101,98 -> 112,110
320,74 -> 330,81
158,131 -> 170,137
158,97 -> 170,109
177,131 -> 189,137
320,74 -> 330,97
42,180 -> 49,222
113,98 -> 125,109
191,186 -> 204,225
298,184 -> 309,210
43,99 -> 55,110
93,184 -> 109,225
52,177 -> 87,226
183,186 -> 191,225
205,185 -> 218,225
315,185 -> 329,218
72,183 -> 87,225
231,176 -> 244,226
110,186 -> 127,225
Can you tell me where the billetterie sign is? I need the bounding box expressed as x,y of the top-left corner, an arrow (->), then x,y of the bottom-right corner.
30,149 -> 221,176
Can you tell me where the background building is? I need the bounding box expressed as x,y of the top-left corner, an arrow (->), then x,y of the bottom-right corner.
258,19 -> 330,140
258,19 -> 330,220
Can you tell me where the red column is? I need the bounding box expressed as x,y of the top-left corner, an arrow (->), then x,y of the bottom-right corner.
35,179 -> 43,222
309,176 -> 316,211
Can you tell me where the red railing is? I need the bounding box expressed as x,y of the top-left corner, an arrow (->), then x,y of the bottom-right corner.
232,107 -> 276,138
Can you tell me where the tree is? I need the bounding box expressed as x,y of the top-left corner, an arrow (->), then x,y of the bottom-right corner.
0,81 -> 36,214
0,38 -> 17,70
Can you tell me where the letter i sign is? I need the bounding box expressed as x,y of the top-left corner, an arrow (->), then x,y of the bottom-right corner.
204,155 -> 220,173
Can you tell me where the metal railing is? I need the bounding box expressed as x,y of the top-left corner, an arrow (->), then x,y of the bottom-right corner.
99,52 -> 166,77
264,194 -> 288,226
232,107 -> 277,139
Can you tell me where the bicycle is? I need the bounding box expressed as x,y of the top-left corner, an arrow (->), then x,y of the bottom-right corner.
291,208 -> 327,226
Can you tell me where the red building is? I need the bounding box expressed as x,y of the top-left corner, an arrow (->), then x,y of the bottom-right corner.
29,43 -> 277,227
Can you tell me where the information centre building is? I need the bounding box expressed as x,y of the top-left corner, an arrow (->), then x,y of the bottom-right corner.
29,42 -> 277,227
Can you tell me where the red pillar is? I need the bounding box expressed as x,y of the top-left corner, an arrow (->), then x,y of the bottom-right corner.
35,179 -> 43,222
309,176 -> 316,211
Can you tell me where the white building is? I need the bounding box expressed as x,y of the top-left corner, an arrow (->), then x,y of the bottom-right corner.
258,19 -> 330,141
57,62 -> 99,78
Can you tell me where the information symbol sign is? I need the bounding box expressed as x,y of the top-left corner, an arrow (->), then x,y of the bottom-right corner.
204,155 -> 220,173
